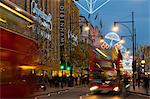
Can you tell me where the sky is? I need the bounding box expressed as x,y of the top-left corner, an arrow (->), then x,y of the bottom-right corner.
74,0 -> 150,49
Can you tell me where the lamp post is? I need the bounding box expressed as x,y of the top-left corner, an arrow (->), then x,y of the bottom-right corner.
60,64 -> 65,88
85,23 -> 90,84
69,15 -> 72,77
141,50 -> 145,73
112,12 -> 136,90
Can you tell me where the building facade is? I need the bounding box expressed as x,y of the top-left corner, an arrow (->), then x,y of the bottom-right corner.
0,0 -> 80,77
0,0 -> 39,79
8,0 -> 60,69
59,0 -> 80,76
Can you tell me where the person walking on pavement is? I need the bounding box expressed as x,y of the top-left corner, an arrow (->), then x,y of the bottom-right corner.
75,76 -> 78,86
122,76 -> 128,97
49,76 -> 53,87
143,75 -> 149,94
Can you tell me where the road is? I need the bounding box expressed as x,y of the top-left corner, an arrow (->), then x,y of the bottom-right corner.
34,86 -> 149,99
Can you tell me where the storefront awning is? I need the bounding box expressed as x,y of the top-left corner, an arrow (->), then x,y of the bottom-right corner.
18,65 -> 59,71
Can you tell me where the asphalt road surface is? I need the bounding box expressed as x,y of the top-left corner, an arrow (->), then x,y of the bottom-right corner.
34,86 -> 149,99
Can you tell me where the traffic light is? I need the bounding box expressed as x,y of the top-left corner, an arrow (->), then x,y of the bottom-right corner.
60,64 -> 65,70
60,64 -> 72,71
66,65 -> 72,71
66,66 -> 71,70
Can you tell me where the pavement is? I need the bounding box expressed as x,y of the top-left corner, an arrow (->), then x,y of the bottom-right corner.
127,84 -> 150,97
32,86 -> 149,99
28,85 -> 83,98
26,85 -> 150,99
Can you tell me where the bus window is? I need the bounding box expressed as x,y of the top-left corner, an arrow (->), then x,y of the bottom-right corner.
97,61 -> 114,68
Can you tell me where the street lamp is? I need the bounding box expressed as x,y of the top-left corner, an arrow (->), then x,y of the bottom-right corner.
141,59 -> 145,75
141,60 -> 145,64
84,25 -> 90,32
112,12 -> 136,90
141,59 -> 145,70
126,50 -> 130,54
112,24 -> 119,32
100,38 -> 104,43
120,39 -> 125,44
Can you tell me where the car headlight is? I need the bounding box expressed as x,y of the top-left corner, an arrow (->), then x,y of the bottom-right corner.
126,84 -> 130,88
105,81 -> 111,84
90,86 -> 98,91
113,87 -> 119,91
41,85 -> 45,88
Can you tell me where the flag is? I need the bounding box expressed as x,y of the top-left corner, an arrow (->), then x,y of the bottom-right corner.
95,14 -> 98,20
100,19 -> 103,29
88,14 -> 91,19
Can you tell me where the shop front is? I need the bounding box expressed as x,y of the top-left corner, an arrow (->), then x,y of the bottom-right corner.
0,1 -> 54,97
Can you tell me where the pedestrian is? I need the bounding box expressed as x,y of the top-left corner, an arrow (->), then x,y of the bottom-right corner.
44,74 -> 49,86
68,76 -> 74,87
122,76 -> 127,95
143,75 -> 149,94
79,76 -> 82,85
49,76 -> 53,87
75,76 -> 78,86
55,75 -> 60,87
63,75 -> 67,86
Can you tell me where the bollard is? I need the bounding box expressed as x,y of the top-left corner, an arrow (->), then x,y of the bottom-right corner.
79,95 -> 82,99
34,97 -> 38,99
47,93 -> 51,96
57,91 -> 61,94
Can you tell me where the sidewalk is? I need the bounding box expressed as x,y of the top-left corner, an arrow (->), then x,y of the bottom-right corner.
28,85 -> 82,98
127,85 -> 150,97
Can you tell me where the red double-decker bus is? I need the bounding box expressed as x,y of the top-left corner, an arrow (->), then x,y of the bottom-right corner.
89,48 -> 123,93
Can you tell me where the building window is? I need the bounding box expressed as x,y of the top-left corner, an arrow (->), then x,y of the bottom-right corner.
24,0 -> 27,11
40,0 -> 43,9
29,0 -> 31,13
45,0 -> 47,13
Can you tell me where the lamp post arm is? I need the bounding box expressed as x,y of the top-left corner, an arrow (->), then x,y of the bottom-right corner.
115,21 -> 134,24
121,35 -> 133,37
115,22 -> 132,35
114,12 -> 136,90
121,35 -> 133,41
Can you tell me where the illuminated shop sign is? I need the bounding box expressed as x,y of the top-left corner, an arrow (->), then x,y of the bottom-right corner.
105,32 -> 120,48
68,32 -> 78,46
36,29 -> 51,40
60,0 -> 65,63
103,32 -> 128,60
60,0 -> 65,47
101,42 -> 109,49
31,0 -> 52,31
31,0 -> 52,41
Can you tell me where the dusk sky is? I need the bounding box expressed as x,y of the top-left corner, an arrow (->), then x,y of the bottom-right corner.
75,0 -> 150,49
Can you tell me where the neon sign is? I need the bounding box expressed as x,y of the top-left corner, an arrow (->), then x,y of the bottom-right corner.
60,0 -> 65,63
105,32 -> 120,48
31,0 -> 52,31
73,0 -> 110,14
68,32 -> 78,46
60,1 -> 65,47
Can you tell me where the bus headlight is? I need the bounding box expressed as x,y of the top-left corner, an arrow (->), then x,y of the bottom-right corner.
41,85 -> 45,88
113,87 -> 119,91
90,86 -> 98,91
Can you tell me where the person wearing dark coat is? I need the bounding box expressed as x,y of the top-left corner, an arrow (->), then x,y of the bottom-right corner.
143,75 -> 149,94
